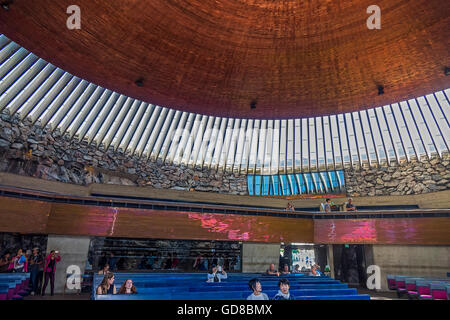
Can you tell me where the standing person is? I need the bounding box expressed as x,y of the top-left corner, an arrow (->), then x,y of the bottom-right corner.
96,272 -> 116,295
346,198 -> 357,212
28,248 -> 43,295
272,278 -> 295,300
322,198 -> 331,212
0,252 -> 11,273
41,250 -> 61,296
98,252 -> 107,270
247,278 -> 269,300
171,253 -> 179,270
108,252 -> 117,271
13,249 -> 26,273
118,279 -> 137,294
98,264 -> 110,275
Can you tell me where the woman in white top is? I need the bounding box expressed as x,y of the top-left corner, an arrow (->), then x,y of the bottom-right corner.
206,265 -> 227,282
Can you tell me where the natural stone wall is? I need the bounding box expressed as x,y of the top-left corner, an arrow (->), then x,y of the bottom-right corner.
345,154 -> 450,197
0,112 -> 247,195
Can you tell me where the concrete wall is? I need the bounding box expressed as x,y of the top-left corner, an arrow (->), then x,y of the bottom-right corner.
242,242 -> 281,273
45,235 -> 91,294
371,245 -> 450,291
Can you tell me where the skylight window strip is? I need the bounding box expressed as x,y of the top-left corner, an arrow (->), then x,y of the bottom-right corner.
367,108 -> 387,164
172,112 -> 195,165
359,110 -> 378,165
210,118 -> 227,170
0,58 -> 47,111
151,109 -> 178,161
92,94 -> 127,147
67,86 -> 105,140
29,73 -> 73,125
434,91 -> 450,126
343,113 -> 359,166
374,107 -> 396,163
323,116 -> 334,170
55,82 -> 96,136
133,105 -> 161,156
86,92 -> 121,145
0,40 -> 20,66
351,112 -> 369,164
225,118 -> 240,172
39,76 -> 84,129
261,120 -> 272,175
164,111 -> 188,164
128,103 -> 155,155
0,53 -> 38,98
256,120 -> 267,175
239,119 -> 253,174
330,115 -> 343,169
247,119 -> 260,175
203,116 -> 221,168
390,103 -> 415,160
139,106 -> 165,158
286,119 -> 294,173
301,118 -> 308,171
189,115 -> 209,168
181,113 -> 202,166
233,118 -> 247,173
382,105 -> 406,161
397,101 -> 421,159
407,99 -> 436,158
218,118 -> 235,171
76,89 -> 114,143
424,94 -> 450,152
0,48 -> 29,80
295,118 -> 302,172
337,114 -> 351,166
270,120 -> 280,175
421,96 -> 449,154
279,119 -> 287,174
0,35 -> 10,50
308,117 -> 317,170
316,117 -> 326,170
110,99 -> 141,151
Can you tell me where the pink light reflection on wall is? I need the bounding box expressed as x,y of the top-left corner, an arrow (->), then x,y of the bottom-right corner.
340,220 -> 377,243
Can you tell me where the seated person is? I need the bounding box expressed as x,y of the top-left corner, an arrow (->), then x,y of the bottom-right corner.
118,279 -> 137,294
285,202 -> 295,212
96,272 -> 116,295
247,278 -> 269,300
272,278 -> 295,300
265,263 -> 280,276
322,198 -> 331,212
309,264 -> 322,277
98,263 -> 110,275
281,264 -> 291,275
206,265 -> 227,282
346,198 -> 357,211
292,264 -> 301,274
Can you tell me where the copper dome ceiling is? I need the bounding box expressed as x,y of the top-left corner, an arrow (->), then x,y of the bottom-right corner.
0,0 -> 449,119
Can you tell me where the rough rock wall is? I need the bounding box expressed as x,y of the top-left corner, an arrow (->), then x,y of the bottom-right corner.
344,154 -> 450,196
0,112 -> 247,195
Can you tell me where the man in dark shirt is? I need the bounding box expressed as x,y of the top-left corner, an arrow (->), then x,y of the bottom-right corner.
346,198 -> 357,211
266,263 -> 280,276
0,252 -> 11,273
29,248 -> 43,295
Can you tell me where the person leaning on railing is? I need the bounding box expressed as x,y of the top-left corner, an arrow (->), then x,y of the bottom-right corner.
345,198 -> 357,212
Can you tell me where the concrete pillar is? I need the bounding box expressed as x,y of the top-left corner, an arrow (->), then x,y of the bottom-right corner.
326,245 -> 335,279
242,242 -> 281,273
45,235 -> 91,294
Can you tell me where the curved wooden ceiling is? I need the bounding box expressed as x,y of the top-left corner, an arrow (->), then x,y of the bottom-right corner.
0,0 -> 448,119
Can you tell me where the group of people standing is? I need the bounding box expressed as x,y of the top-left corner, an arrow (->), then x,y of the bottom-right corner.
0,248 -> 61,296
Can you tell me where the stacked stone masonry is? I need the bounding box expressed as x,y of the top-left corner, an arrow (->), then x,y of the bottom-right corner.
344,154 -> 450,197
0,112 -> 247,195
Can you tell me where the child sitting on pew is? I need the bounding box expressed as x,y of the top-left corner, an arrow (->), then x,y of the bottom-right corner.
272,278 -> 295,300
97,272 -> 117,295
247,278 -> 269,300
206,264 -> 227,282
